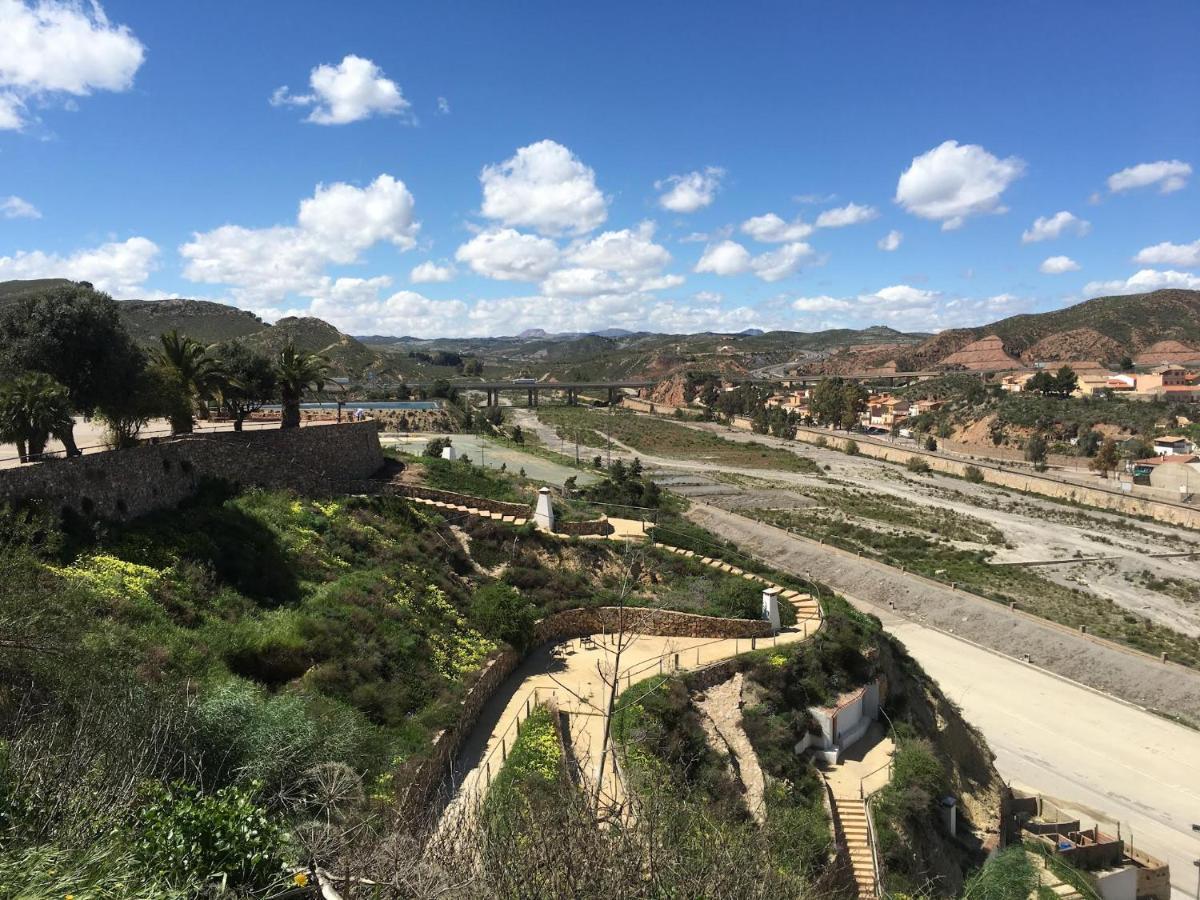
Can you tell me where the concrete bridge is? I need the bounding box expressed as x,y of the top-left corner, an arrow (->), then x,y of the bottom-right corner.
378,367 -> 1018,406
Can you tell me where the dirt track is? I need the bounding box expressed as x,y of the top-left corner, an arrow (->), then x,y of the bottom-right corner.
687,502 -> 1200,728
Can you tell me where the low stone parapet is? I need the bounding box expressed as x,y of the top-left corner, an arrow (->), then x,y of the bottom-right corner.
395,603 -> 773,823
387,483 -> 531,518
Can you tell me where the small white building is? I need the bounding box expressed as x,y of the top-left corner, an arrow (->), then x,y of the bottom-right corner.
1153,435 -> 1193,456
796,679 -> 883,764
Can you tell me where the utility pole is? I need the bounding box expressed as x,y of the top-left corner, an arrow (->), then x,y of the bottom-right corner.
607,401 -> 613,467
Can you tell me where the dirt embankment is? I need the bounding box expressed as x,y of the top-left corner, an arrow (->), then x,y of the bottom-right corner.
643,372 -> 693,407
874,635 -> 1004,894
685,502 -> 1200,728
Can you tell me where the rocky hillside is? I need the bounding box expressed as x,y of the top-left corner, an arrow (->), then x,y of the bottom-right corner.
237,316 -> 380,376
119,298 -> 267,345
902,289 -> 1200,370
116,296 -> 387,378
801,289 -> 1200,374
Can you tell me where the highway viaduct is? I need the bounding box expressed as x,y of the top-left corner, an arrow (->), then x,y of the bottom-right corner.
378,368 -> 1018,406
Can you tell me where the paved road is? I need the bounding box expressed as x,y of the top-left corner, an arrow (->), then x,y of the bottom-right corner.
689,504 -> 1200,899
514,411 -> 1200,890
890,620 -> 1200,900
383,432 -> 598,486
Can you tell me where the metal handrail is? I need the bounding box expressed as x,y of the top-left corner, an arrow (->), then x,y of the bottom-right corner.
864,792 -> 885,897
859,757 -> 894,799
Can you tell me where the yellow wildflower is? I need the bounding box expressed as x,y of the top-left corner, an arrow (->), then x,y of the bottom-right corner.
293,872 -> 309,887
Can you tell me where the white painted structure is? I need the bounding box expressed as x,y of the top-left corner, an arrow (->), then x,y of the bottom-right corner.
803,679 -> 882,764
533,486 -> 555,532
441,445 -> 457,461
761,586 -> 781,633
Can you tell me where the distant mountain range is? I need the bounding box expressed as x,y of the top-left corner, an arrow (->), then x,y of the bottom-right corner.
6,280 -> 1199,381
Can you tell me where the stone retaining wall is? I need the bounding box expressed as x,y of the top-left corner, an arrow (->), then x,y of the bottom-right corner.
0,421 -> 384,522
533,605 -> 772,642
387,483 -> 531,518
554,518 -> 615,536
398,605 -> 772,823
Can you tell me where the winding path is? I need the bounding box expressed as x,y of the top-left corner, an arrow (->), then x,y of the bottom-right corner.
432,557 -> 821,837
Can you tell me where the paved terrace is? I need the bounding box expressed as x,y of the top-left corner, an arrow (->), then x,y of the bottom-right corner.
432,551 -> 821,840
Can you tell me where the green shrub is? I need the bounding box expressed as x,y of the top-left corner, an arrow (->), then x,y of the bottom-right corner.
195,678 -> 377,796
470,582 -> 539,651
964,465 -> 985,483
906,457 -> 931,475
133,781 -> 286,889
961,846 -> 1037,899
843,440 -> 860,456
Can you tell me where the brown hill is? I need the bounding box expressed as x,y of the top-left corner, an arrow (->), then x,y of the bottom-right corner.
1022,328 -> 1124,366
891,288 -> 1200,370
937,335 -> 1020,370
1134,340 -> 1200,367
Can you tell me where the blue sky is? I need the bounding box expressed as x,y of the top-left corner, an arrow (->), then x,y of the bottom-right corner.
1,0 -> 1197,337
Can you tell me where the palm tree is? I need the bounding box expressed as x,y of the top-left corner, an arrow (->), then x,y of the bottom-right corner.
275,342 -> 330,429
153,330 -> 223,434
0,373 -> 75,463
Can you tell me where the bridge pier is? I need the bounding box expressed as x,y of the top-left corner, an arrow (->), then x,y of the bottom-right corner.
607,386 -> 616,405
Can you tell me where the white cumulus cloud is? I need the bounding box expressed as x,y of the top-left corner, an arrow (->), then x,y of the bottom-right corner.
271,55 -> 409,125
750,242 -> 814,282
1039,255 -> 1080,274
895,140 -> 1025,230
181,174 -> 418,303
1133,238 -> 1200,268
656,167 -> 724,213
306,277 -> 469,336
1,195 -> 39,218
695,240 -> 751,276
455,228 -> 560,281
410,261 -> 455,283
1021,211 -> 1091,244
815,202 -> 879,228
1107,160 -> 1191,195
0,0 -> 145,130
791,295 -> 853,313
479,140 -> 607,236
0,236 -> 158,296
878,229 -> 903,251
695,238 -> 812,282
1083,269 -> 1200,296
740,213 -> 813,243
567,222 -> 671,274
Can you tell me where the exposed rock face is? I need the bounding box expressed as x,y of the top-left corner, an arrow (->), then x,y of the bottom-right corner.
1022,328 -> 1123,366
1135,339 -> 1200,366
937,335 -> 1021,370
645,373 -> 692,406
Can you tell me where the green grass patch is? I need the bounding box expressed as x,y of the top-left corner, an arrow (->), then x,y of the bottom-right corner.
538,406 -> 819,472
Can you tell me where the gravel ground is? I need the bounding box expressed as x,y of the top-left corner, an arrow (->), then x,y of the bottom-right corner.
676,421 -> 1200,638
687,502 -> 1200,728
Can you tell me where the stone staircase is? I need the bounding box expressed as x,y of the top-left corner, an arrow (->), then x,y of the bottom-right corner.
832,794 -> 877,898
405,494 -> 529,526
652,543 -> 822,625
1032,854 -> 1085,900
